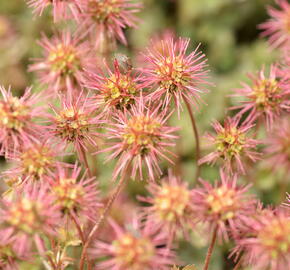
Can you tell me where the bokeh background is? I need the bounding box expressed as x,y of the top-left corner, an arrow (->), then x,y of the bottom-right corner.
0,0 -> 287,269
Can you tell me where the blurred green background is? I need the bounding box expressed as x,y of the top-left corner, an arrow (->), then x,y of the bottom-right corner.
0,0 -> 287,269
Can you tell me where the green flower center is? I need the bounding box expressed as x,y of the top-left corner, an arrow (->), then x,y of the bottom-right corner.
48,44 -> 80,75
154,184 -> 190,222
215,127 -> 246,158
155,56 -> 190,92
123,116 -> 161,156
113,233 -> 155,270
0,97 -> 30,131
252,79 -> 281,109
55,108 -> 89,142
104,74 -> 137,109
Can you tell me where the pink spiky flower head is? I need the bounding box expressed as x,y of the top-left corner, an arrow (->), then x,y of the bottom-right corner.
139,170 -> 195,240
0,184 -> 61,237
232,65 -> 290,129
48,92 -> 103,162
85,58 -> 142,115
198,116 -> 260,175
29,32 -> 93,95
260,0 -> 290,48
0,86 -> 45,158
191,170 -> 257,242
47,163 -> 101,220
265,117 -> 290,174
141,36 -> 209,115
233,207 -> 290,270
79,0 -> 142,46
90,217 -> 176,270
102,99 -> 178,181
0,228 -> 32,270
26,0 -> 81,22
2,139 -> 63,185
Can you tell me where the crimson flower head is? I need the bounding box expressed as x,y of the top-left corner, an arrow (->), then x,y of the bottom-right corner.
260,0 -> 290,48
29,32 -> 93,95
90,218 -> 176,270
0,184 -> 61,237
79,0 -> 142,46
232,65 -> 290,128
47,92 -> 103,161
47,163 -> 101,220
141,36 -> 209,115
102,100 -> 178,181
85,58 -> 142,115
26,0 -> 81,22
139,170 -> 195,240
199,117 -> 260,175
191,170 -> 257,241
265,117 -> 290,174
0,86 -> 45,158
233,207 -> 290,270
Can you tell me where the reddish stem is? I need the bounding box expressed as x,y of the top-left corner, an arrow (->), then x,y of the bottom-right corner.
183,97 -> 201,181
203,225 -> 218,270
79,165 -> 130,270
233,258 -> 242,270
79,144 -> 93,178
69,211 -> 85,244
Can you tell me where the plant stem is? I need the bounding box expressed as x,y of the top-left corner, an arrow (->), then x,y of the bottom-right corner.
203,225 -> 218,270
233,258 -> 242,270
79,145 -> 93,178
183,97 -> 201,181
69,211 -> 85,244
79,165 -> 130,270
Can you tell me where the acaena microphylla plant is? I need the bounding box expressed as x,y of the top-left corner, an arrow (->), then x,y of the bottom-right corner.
260,0 -> 290,49
101,99 -> 179,181
141,36 -> 209,115
85,58 -> 142,115
2,0 -> 290,269
0,86 -> 46,158
232,207 -> 290,270
231,65 -> 290,129
198,116 -> 260,175
26,0 -> 81,22
89,218 -> 176,270
78,0 -> 142,47
138,170 -> 195,241
47,92 -> 103,164
47,163 -> 102,222
191,170 -> 257,242
29,31 -> 94,95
